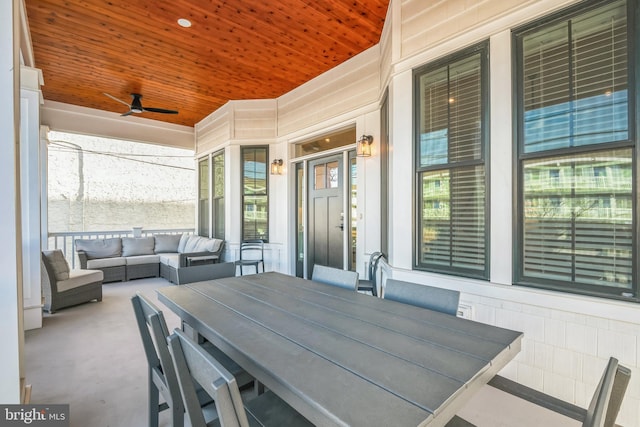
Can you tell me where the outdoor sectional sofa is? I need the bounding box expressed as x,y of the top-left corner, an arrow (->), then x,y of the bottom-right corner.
75,234 -> 224,283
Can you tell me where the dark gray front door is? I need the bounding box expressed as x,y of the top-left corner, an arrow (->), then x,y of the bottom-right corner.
308,155 -> 344,277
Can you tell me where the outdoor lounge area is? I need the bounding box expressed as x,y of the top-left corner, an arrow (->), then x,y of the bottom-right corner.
75,233 -> 225,284
3,0 -> 640,426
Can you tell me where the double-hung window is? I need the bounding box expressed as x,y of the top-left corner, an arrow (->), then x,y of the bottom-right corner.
212,150 -> 225,239
241,146 -> 269,241
198,150 -> 225,239
197,157 -> 210,237
514,0 -> 637,300
414,42 -> 489,279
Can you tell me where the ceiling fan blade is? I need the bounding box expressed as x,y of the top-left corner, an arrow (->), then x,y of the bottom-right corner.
142,107 -> 179,114
121,111 -> 134,117
104,92 -> 131,107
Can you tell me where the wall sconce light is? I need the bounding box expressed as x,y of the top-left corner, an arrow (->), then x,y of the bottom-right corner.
356,135 -> 373,157
270,159 -> 283,175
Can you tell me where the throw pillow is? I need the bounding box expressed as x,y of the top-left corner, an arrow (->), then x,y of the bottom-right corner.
42,250 -> 70,281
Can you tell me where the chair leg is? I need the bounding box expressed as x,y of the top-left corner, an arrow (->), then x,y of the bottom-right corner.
148,375 -> 159,427
171,402 -> 184,427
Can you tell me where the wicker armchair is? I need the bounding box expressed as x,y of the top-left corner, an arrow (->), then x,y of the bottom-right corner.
41,250 -> 103,313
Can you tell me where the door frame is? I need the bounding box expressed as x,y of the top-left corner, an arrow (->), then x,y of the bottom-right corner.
293,149 -> 353,278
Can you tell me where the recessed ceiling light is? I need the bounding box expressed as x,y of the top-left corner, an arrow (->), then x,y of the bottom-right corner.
177,18 -> 192,28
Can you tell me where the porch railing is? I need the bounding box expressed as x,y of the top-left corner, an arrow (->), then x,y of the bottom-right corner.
47,228 -> 194,268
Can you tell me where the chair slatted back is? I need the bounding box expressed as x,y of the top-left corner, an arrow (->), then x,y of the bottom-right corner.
584,357 -> 631,427
239,240 -> 264,262
312,264 -> 359,291
383,279 -> 460,316
367,252 -> 385,296
603,362 -> 631,427
484,356 -> 631,427
368,252 -> 384,283
168,329 -> 249,427
131,292 -> 184,426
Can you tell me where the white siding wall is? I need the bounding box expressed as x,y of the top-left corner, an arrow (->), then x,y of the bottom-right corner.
193,0 -> 640,424
234,100 -> 277,140
195,104 -> 232,155
278,45 -> 380,136
195,100 -> 279,267
195,100 -> 277,156
379,2 -> 394,90
400,0 -> 565,60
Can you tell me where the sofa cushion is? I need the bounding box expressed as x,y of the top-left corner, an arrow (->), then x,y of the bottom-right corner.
86,257 -> 126,269
177,233 -> 190,253
208,238 -> 224,253
76,238 -> 122,259
57,269 -> 103,292
154,234 -> 182,253
159,253 -> 180,269
122,237 -> 155,257
42,250 -> 70,281
183,235 -> 203,253
125,255 -> 160,265
182,235 -> 223,253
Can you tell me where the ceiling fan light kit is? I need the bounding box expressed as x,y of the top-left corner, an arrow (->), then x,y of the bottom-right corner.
104,93 -> 178,117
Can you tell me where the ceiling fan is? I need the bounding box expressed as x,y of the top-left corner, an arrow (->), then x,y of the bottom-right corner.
104,93 -> 178,116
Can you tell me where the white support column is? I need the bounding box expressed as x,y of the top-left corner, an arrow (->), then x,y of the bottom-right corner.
0,0 -> 24,404
489,31 -> 513,285
40,127 -> 49,252
388,69 -> 414,270
227,144 -> 242,257
21,66 -> 44,330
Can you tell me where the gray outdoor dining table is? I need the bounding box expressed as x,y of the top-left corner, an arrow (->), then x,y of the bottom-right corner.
156,271 -> 523,427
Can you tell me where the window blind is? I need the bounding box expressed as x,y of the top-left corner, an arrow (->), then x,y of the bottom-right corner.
416,48 -> 487,277
517,0 -> 635,298
522,149 -> 632,290
522,0 -> 628,153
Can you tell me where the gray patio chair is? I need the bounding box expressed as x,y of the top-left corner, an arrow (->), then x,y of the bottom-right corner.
176,261 -> 236,285
312,264 -> 359,291
235,239 -> 265,275
131,293 -> 254,427
447,356 -> 631,427
41,250 -> 103,313
167,328 -> 313,427
383,278 -> 460,316
357,251 -> 385,296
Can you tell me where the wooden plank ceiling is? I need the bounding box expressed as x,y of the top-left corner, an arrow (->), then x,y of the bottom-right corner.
25,0 -> 389,127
